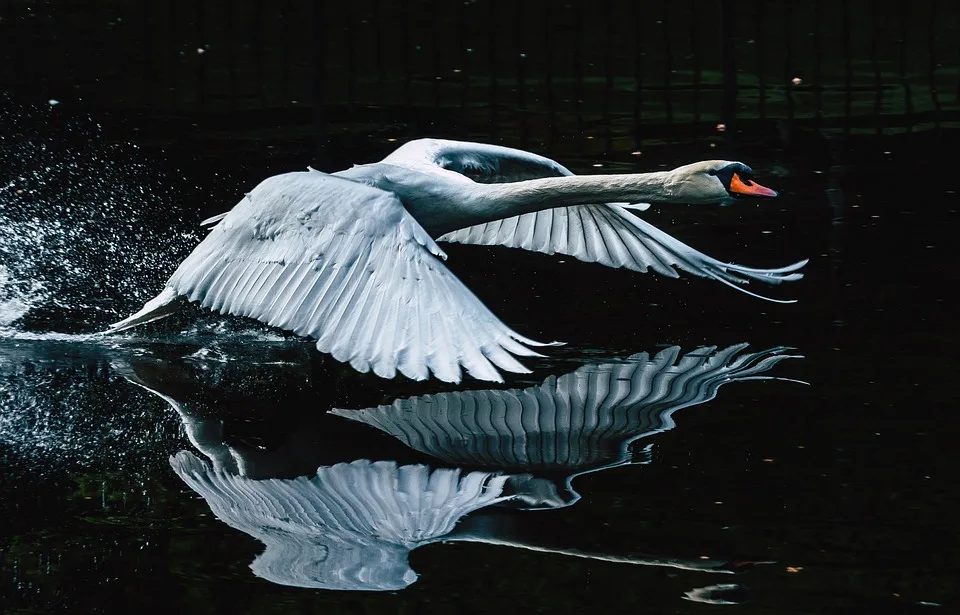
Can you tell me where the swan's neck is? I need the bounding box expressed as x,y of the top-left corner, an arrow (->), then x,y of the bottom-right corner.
493,173 -> 673,205
374,165 -> 680,236
459,172 -> 676,230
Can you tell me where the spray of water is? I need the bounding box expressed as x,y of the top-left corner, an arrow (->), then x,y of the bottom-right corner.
0,103 -> 200,335
0,351 -> 181,474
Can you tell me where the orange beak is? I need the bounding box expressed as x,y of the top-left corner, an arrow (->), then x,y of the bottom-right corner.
730,173 -> 778,198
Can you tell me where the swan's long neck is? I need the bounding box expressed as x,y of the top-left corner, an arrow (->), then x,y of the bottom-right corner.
376,165 -> 680,236
491,173 -> 673,207
454,172 -> 676,232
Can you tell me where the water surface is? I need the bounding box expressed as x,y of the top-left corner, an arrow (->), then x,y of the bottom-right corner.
1,109 -> 957,613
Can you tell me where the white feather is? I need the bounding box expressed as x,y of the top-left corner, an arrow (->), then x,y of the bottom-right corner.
162,171 -> 554,383
107,138 -> 806,381
381,139 -> 805,299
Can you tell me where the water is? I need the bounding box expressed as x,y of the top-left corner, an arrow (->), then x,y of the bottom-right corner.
1,100 -> 957,614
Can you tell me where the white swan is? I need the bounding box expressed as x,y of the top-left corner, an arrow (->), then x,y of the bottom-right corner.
106,138 -> 806,384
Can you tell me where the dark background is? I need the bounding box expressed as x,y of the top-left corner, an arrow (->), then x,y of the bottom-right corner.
4,0 -> 959,162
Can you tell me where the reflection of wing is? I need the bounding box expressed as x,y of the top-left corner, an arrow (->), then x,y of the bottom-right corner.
452,533 -> 737,574
332,344 -> 802,472
682,583 -> 746,605
171,453 -> 512,591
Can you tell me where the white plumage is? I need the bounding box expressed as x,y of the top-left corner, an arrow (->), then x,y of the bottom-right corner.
172,454 -> 512,591
165,172 -> 550,383
331,343 -> 804,506
106,139 -> 807,383
382,140 -> 804,298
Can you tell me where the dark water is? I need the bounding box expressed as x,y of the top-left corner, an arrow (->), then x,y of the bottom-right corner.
1,111 -> 956,613
2,1 -> 959,609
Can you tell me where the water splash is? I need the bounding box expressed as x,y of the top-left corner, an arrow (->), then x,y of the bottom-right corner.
0,352 -> 181,474
0,264 -> 43,326
0,103 -> 199,334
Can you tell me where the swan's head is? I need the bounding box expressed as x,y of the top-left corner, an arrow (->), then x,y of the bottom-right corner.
667,160 -> 778,206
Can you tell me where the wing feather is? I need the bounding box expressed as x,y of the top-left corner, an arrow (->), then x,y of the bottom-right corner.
166,171 -> 556,383
387,139 -> 805,302
442,204 -> 807,303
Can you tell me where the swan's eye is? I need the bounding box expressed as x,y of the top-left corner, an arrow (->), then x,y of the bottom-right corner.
712,165 -> 736,187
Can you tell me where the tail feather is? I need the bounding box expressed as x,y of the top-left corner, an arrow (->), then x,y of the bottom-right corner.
103,287 -> 184,334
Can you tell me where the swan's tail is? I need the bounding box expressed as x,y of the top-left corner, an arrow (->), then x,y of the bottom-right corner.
102,286 -> 184,334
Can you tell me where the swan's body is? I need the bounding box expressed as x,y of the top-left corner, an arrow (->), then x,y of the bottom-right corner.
107,138 -> 806,383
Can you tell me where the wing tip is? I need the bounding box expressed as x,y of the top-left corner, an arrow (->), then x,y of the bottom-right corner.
102,287 -> 183,334
199,212 -> 228,227
511,334 -> 565,348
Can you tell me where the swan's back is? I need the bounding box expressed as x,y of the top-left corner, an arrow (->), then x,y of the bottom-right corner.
380,138 -> 574,183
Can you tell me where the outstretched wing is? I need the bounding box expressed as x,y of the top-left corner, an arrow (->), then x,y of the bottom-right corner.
166,171 -> 558,383
442,203 -> 807,302
386,139 -> 806,303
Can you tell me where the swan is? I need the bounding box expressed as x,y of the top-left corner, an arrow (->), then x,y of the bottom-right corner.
106,138 -> 807,384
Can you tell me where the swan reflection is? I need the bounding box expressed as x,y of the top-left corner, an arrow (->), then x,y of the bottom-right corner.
120,343 -> 802,592
173,455 -> 510,591
332,343 -> 803,508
